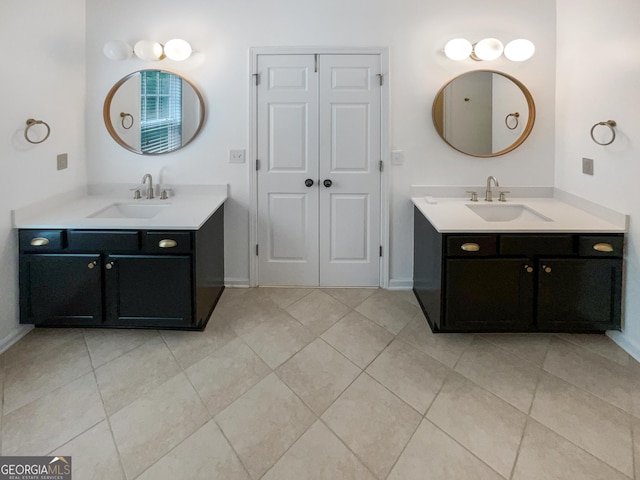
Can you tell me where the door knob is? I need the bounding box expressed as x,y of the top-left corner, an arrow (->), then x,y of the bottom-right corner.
323,179 -> 333,188
543,265 -> 552,273
305,178 -> 314,187
105,261 -> 114,270
88,261 -> 97,270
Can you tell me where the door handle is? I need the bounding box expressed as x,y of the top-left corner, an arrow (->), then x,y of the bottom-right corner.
323,179 -> 333,188
105,261 -> 115,270
305,178 -> 314,187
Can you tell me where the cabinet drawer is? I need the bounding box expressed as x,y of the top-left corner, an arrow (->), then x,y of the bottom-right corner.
19,230 -> 65,252
500,235 -> 575,256
446,236 -> 497,256
143,232 -> 192,254
578,236 -> 624,257
67,231 -> 140,252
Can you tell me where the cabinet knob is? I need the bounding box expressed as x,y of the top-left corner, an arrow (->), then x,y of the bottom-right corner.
88,261 -> 97,270
158,239 -> 178,248
105,261 -> 114,270
543,265 -> 552,273
593,243 -> 614,253
524,265 -> 533,273
30,237 -> 50,246
461,243 -> 480,252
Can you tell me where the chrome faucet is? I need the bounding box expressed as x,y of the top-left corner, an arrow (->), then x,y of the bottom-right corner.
141,173 -> 154,199
485,176 -> 499,202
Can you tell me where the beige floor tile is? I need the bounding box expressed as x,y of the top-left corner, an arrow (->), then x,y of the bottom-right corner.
393,289 -> 421,307
259,287 -> 314,308
51,420 -> 125,480
3,333 -> 92,415
285,290 -> 351,335
2,372 -> 105,456
426,372 -> 526,478
398,316 -> 473,368
512,420 -> 630,480
478,333 -> 551,366
631,359 -> 640,419
235,310 -> 315,369
543,336 -> 632,412
556,333 -> 631,366
455,337 -> 541,413
530,373 -> 633,477
95,335 -> 182,416
262,420 -> 375,480
3,328 -> 84,368
222,291 -> 286,336
366,337 -> 450,414
83,328 -> 159,368
161,316 -> 238,369
388,419 -> 504,480
110,373 -> 209,479
323,288 -> 377,308
321,311 -> 394,368
137,419 -> 250,480
185,337 -> 270,416
355,290 -> 419,334
321,373 -> 421,479
215,373 -> 316,479
634,417 -> 640,479
276,338 -> 361,415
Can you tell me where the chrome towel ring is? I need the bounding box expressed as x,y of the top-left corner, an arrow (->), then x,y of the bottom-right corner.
505,112 -> 520,130
120,112 -> 134,129
24,118 -> 51,144
590,120 -> 617,145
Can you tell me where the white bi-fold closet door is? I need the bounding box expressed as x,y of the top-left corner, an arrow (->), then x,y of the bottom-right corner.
256,53 -> 382,287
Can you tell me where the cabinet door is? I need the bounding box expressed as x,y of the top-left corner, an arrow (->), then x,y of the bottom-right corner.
444,258 -> 534,332
105,255 -> 193,328
20,254 -> 103,326
537,258 -> 622,331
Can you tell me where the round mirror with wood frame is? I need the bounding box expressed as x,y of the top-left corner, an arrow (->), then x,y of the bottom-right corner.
103,69 -> 205,155
432,70 -> 535,157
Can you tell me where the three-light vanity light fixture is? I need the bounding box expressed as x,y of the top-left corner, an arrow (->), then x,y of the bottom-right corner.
443,38 -> 535,62
103,39 -> 193,61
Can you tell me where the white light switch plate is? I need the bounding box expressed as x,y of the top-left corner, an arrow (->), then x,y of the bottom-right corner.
391,150 -> 404,165
230,149 -> 246,164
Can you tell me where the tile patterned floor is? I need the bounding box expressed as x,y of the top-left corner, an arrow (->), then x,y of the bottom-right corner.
2,287 -> 639,479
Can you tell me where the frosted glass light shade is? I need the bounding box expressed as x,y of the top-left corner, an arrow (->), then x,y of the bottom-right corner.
504,39 -> 535,61
472,38 -> 504,61
103,40 -> 133,60
444,38 -> 473,61
164,39 -> 192,61
134,40 -> 164,61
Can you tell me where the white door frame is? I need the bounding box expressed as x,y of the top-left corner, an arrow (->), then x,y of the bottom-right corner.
249,46 -> 390,288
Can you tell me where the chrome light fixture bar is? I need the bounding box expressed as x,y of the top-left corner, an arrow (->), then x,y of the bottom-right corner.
444,38 -> 535,62
103,38 -> 193,61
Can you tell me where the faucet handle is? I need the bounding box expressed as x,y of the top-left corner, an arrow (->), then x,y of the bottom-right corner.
466,191 -> 478,202
129,185 -> 144,199
498,191 -> 510,202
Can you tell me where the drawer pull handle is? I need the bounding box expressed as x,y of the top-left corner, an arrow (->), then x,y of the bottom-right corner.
158,239 -> 178,248
30,237 -> 50,246
461,243 -> 480,252
593,243 -> 614,253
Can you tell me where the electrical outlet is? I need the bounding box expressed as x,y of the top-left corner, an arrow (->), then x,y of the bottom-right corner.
230,149 -> 246,164
582,157 -> 594,176
57,153 -> 68,170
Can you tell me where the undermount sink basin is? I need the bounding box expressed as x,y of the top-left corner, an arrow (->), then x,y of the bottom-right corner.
466,203 -> 552,222
88,202 -> 170,219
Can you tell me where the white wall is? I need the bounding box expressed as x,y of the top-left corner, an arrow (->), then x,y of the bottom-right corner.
85,0 -> 556,287
555,0 -> 640,358
0,1 -> 87,347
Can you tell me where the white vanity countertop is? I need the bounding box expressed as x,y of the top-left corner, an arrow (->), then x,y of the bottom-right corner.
411,192 -> 627,233
13,185 -> 228,230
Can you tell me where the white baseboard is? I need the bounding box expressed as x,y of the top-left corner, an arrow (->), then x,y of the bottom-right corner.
0,324 -> 33,355
225,277 -> 250,288
607,330 -> 640,363
387,278 -> 413,290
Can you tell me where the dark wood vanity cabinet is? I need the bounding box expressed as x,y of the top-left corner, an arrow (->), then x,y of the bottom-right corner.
413,207 -> 623,333
18,206 -> 224,330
